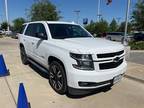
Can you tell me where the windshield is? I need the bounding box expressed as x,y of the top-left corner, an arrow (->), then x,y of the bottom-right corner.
48,24 -> 92,39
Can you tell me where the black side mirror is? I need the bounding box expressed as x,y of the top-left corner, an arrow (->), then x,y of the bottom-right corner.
36,33 -> 47,40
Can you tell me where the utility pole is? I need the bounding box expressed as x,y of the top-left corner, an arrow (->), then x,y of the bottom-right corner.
5,0 -> 9,31
74,10 -> 80,24
0,15 -> 4,22
97,0 -> 101,21
124,0 -> 131,45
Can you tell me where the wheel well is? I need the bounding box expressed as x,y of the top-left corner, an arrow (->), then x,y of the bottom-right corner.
48,56 -> 65,68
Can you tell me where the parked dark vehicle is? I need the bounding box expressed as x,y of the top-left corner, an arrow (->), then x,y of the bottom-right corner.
133,33 -> 144,41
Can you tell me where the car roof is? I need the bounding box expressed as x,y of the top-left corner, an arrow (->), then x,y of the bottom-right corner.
23,21 -> 77,25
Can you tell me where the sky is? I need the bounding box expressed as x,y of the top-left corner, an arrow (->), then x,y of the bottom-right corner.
0,0 -> 137,24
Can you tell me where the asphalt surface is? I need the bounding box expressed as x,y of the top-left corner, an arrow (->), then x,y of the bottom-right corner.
0,37 -> 144,108
129,52 -> 144,65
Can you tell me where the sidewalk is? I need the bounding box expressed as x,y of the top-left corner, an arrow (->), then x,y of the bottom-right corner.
125,62 -> 144,83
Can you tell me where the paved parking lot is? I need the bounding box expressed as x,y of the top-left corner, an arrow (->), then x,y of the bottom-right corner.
129,51 -> 144,65
0,37 -> 144,108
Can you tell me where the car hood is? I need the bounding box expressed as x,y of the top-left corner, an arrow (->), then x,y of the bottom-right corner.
51,38 -> 124,54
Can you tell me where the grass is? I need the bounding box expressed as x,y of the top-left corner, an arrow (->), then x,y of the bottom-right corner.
129,41 -> 144,50
0,35 -> 3,38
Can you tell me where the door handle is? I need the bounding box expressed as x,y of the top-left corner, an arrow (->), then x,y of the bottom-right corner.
32,42 -> 34,45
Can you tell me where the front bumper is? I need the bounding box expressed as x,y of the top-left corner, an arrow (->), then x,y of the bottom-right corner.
66,61 -> 127,89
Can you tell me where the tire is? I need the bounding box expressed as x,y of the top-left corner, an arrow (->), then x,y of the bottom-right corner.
49,61 -> 67,94
107,37 -> 111,40
20,46 -> 29,65
121,37 -> 124,43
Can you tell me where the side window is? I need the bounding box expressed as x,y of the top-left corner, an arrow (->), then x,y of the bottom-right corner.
25,24 -> 37,37
36,23 -> 47,38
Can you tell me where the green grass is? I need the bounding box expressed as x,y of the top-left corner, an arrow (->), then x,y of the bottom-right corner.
0,35 -> 3,38
129,41 -> 144,50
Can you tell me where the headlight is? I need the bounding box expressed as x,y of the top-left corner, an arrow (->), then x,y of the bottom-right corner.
70,53 -> 94,70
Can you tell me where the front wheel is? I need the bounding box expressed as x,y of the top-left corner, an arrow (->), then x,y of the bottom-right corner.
49,61 -> 67,94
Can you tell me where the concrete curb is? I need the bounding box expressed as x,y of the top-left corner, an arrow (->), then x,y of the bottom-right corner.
124,74 -> 144,84
130,50 -> 144,53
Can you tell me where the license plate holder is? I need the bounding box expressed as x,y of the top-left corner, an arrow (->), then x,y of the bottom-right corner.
113,74 -> 123,84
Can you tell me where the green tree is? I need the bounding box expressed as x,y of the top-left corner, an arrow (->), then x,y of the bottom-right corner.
85,20 -> 96,35
131,1 -> 144,31
85,19 -> 109,37
28,0 -> 60,21
118,21 -> 132,33
1,22 -> 8,30
13,18 -> 26,32
95,19 -> 109,35
109,18 -> 118,32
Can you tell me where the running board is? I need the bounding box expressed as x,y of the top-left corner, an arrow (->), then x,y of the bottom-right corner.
28,58 -> 48,74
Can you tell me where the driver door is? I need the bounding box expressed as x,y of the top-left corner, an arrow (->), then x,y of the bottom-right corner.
33,23 -> 48,68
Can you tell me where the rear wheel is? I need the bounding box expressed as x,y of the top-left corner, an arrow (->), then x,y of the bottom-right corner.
20,46 -> 29,65
49,61 -> 67,94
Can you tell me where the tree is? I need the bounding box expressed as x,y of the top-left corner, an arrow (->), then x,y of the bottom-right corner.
28,0 -> 60,21
85,19 -> 109,37
118,21 -> 132,33
1,22 -> 8,30
13,18 -> 26,32
131,1 -> 144,31
85,20 -> 96,35
95,19 -> 109,35
109,18 -> 118,32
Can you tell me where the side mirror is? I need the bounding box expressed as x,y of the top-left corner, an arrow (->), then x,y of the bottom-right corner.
36,33 -> 47,40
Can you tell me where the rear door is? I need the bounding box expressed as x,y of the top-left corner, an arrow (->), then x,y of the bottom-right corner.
24,23 -> 37,58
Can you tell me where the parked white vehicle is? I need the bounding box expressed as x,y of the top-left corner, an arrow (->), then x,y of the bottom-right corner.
106,32 -> 133,42
0,30 -> 5,35
19,21 -> 127,95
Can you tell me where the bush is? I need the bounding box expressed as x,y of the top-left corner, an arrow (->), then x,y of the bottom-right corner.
129,41 -> 144,50
0,35 -> 3,38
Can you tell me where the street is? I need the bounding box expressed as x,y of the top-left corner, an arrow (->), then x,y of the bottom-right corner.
0,37 -> 144,108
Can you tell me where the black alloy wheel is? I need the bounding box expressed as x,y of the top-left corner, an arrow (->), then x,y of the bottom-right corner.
49,61 -> 67,94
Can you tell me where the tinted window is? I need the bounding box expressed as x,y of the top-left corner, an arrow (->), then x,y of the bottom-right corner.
36,23 -> 47,37
25,24 -> 37,36
134,33 -> 144,37
25,23 -> 47,38
107,33 -> 124,36
48,24 -> 91,39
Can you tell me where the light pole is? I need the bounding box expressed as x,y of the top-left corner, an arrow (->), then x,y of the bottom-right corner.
97,0 -> 101,21
124,0 -> 131,45
0,14 -> 4,22
4,0 -> 9,31
74,10 -> 80,24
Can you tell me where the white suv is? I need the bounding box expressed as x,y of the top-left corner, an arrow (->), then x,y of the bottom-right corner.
19,21 -> 127,95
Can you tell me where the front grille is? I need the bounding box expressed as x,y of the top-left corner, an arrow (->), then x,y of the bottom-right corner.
97,50 -> 124,58
99,59 -> 123,70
